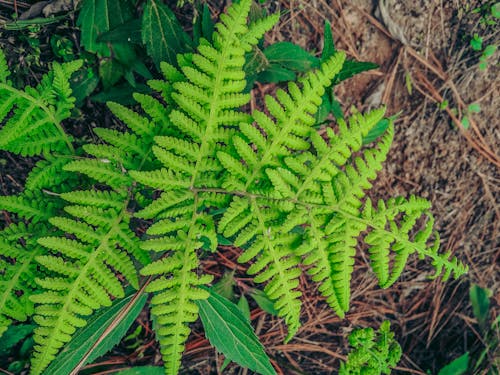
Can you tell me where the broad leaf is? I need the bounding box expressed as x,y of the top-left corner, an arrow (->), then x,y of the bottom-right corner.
196,287 -> 276,375
141,0 -> 192,67
42,290 -> 148,375
251,289 -> 279,316
0,324 -> 35,356
212,271 -> 236,301
263,41 -> 319,72
321,20 -> 335,62
335,60 -> 378,83
97,19 -> 142,45
70,67 -> 100,106
256,63 -> 296,83
78,0 -> 135,57
470,284 -> 490,328
438,353 -> 469,375
363,118 -> 390,145
91,82 -> 151,105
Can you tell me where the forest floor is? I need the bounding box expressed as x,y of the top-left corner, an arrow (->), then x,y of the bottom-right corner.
0,0 -> 498,374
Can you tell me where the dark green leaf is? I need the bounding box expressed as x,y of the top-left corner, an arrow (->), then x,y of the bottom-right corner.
321,20 -> 335,62
196,287 -> 276,375
362,118 -> 390,145
238,295 -> 251,322
263,42 -> 319,72
257,64 -> 296,83
0,324 -> 35,356
216,234 -> 233,245
78,0 -> 135,57
315,93 -> 331,125
99,59 -> 125,90
335,60 -> 378,83
113,367 -> 165,375
97,19 -> 142,44
202,4 -> 215,42
438,353 -> 469,375
250,289 -> 278,316
8,361 -> 25,373
141,0 -> 192,67
92,83 -> 151,105
42,290 -> 148,375
331,96 -> 344,120
470,284 -> 490,328
70,68 -> 100,106
3,15 -> 67,30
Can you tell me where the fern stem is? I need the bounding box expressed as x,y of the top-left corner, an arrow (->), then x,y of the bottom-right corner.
192,186 -> 446,265
188,4 -> 248,188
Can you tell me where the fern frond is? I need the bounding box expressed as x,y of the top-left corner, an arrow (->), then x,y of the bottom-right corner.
142,251 -> 213,375
241,13 -> 280,48
363,195 -> 468,288
219,196 -> 303,340
63,159 -> 132,190
219,52 -> 346,192
0,223 -> 49,336
0,59 -> 81,156
25,154 -> 77,192
0,191 -> 61,222
30,200 -> 141,374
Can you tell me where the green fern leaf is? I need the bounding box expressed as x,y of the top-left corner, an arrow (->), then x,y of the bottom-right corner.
0,60 -> 80,156
0,223 -> 49,337
0,191 -> 61,222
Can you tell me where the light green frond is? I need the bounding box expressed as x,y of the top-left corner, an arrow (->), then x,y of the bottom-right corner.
25,155 -> 76,191
0,223 -> 48,334
222,52 -> 346,191
220,197 -> 302,340
363,195 -> 467,288
31,201 -> 140,374
0,59 -> 79,157
64,159 -> 132,190
60,189 -> 127,210
0,192 -> 60,222
107,101 -> 155,137
141,245 -> 213,375
241,13 -> 280,48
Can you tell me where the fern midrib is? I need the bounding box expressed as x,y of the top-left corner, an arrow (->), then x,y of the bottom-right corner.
188,8 -> 247,188
154,193 -> 202,370
194,186 -> 443,264
250,197 -> 298,327
32,194 -> 132,373
0,83 -> 74,153
305,209 -> 343,313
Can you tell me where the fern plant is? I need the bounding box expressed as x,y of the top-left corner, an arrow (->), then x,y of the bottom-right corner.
0,0 -> 468,374
340,321 -> 402,375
